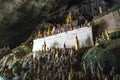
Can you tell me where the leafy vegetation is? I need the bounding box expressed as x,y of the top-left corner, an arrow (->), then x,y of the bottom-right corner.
83,38 -> 120,68
11,60 -> 20,68
109,31 -> 120,39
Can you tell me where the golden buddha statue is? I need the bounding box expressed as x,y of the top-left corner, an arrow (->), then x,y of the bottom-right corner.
101,32 -> 105,40
37,31 -> 42,38
66,11 -> 72,24
75,35 -> 79,51
57,24 -> 61,33
99,6 -> 103,14
42,40 -> 47,52
105,30 -> 110,40
47,27 -> 51,36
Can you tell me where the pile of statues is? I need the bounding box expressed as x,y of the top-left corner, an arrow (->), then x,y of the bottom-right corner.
37,11 -> 91,39
0,47 -> 76,80
1,11 -> 120,80
0,47 -> 120,80
95,30 -> 110,46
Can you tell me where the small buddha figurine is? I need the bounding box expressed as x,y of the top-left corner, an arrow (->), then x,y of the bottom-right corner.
69,24 -> 73,30
37,31 -> 42,38
57,24 -> 61,33
99,6 -> 103,14
44,30 -> 47,37
101,32 -> 105,40
47,27 -> 51,36
66,11 -> 72,24
87,22 -> 91,27
51,26 -> 55,35
75,35 -> 79,51
105,30 -> 109,40
42,40 -> 47,52
42,45 -> 44,52
84,19 -> 88,26
95,37 -> 99,46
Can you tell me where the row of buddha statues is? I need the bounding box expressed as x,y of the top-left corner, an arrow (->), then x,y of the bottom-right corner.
37,11 -> 91,38
95,30 -> 110,46
40,27 -> 112,52
37,24 -> 75,38
41,35 -> 80,52
36,11 -> 92,53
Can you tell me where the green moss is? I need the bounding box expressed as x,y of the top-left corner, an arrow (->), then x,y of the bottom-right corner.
11,60 -> 20,68
109,31 -> 120,39
83,39 -> 120,67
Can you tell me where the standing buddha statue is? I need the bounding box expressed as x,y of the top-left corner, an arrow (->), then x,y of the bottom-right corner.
47,27 -> 51,36
66,11 -> 72,24
99,6 -> 103,14
37,31 -> 42,38
75,35 -> 79,51
95,37 -> 99,46
105,30 -> 110,40
57,24 -> 61,33
101,32 -> 105,40
42,40 -> 47,52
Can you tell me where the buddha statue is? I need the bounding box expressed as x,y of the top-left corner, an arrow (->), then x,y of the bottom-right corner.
69,24 -> 73,30
51,26 -> 55,35
95,37 -> 99,46
57,24 -> 61,33
37,31 -> 42,38
66,11 -> 72,24
42,40 -> 47,52
105,30 -> 110,40
84,19 -> 88,26
75,35 -> 79,51
99,6 -> 103,14
101,32 -> 105,40
47,27 -> 51,36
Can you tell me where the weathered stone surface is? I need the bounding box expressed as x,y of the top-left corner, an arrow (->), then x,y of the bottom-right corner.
113,9 -> 120,28
94,9 -> 120,34
0,0 -> 116,48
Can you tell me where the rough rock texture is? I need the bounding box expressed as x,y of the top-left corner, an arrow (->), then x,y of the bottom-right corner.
94,9 -> 120,37
95,9 -> 120,29
0,0 -> 116,48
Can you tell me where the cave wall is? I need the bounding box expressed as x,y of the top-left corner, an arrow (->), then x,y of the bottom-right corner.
0,0 -> 117,48
94,9 -> 120,34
